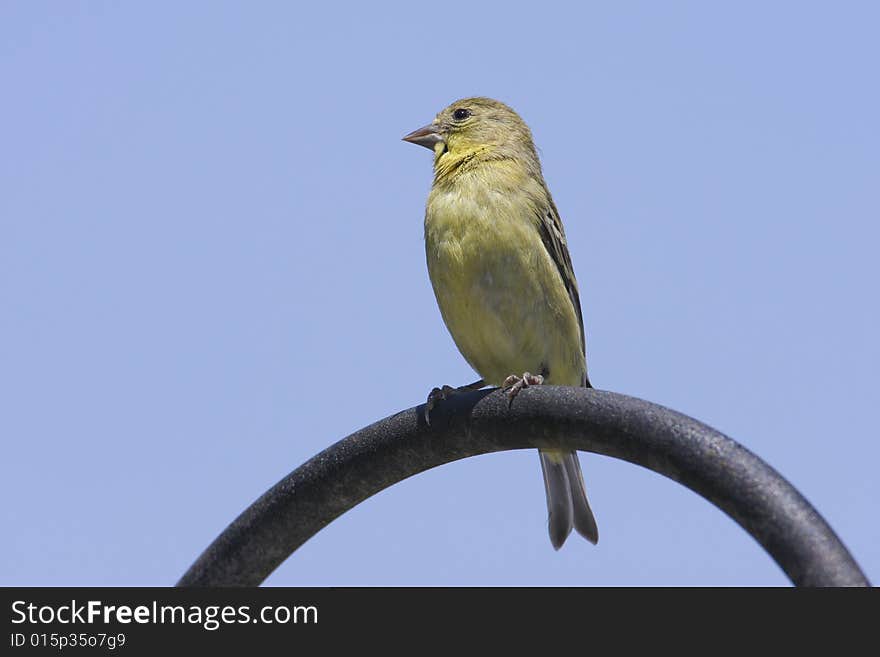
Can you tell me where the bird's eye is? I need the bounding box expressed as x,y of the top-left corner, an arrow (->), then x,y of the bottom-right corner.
452,108 -> 471,121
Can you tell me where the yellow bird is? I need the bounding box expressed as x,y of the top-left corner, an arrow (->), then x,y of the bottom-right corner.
403,97 -> 598,549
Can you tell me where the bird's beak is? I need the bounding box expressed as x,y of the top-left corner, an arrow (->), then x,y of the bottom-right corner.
402,123 -> 444,150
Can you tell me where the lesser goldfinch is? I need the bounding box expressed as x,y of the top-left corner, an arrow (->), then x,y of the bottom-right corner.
403,97 -> 598,549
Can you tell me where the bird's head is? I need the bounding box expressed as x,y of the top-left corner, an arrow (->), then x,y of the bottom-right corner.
403,97 -> 538,165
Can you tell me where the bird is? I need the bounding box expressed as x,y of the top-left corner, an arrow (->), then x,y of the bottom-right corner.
403,97 -> 598,549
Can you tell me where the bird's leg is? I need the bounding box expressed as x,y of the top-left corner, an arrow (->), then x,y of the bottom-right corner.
424,379 -> 484,424
502,372 -> 545,407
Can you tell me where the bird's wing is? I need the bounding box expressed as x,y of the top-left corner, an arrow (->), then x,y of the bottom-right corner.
536,197 -> 590,386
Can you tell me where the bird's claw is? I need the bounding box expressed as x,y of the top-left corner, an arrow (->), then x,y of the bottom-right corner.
502,372 -> 544,408
424,385 -> 456,425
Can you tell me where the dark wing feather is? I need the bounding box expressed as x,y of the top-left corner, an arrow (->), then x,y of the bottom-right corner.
536,197 -> 591,387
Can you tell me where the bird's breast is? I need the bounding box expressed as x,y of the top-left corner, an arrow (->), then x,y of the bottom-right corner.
423,178 -> 584,386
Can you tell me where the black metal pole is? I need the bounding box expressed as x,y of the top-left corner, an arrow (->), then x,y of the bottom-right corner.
177,387 -> 869,587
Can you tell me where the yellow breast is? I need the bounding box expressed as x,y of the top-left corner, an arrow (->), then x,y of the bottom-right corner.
424,166 -> 585,387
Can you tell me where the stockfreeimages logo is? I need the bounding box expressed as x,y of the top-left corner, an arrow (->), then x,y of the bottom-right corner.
11,600 -> 318,631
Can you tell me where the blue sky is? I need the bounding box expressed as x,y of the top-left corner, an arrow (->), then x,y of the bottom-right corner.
2,2 -> 877,586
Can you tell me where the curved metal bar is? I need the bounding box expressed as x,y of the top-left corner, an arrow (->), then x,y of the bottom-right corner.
177,387 -> 869,587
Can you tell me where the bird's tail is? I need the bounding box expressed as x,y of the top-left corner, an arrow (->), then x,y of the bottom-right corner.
539,449 -> 599,549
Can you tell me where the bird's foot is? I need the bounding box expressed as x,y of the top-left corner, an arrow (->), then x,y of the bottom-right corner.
502,372 -> 544,408
425,385 -> 455,425
424,379 -> 484,425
